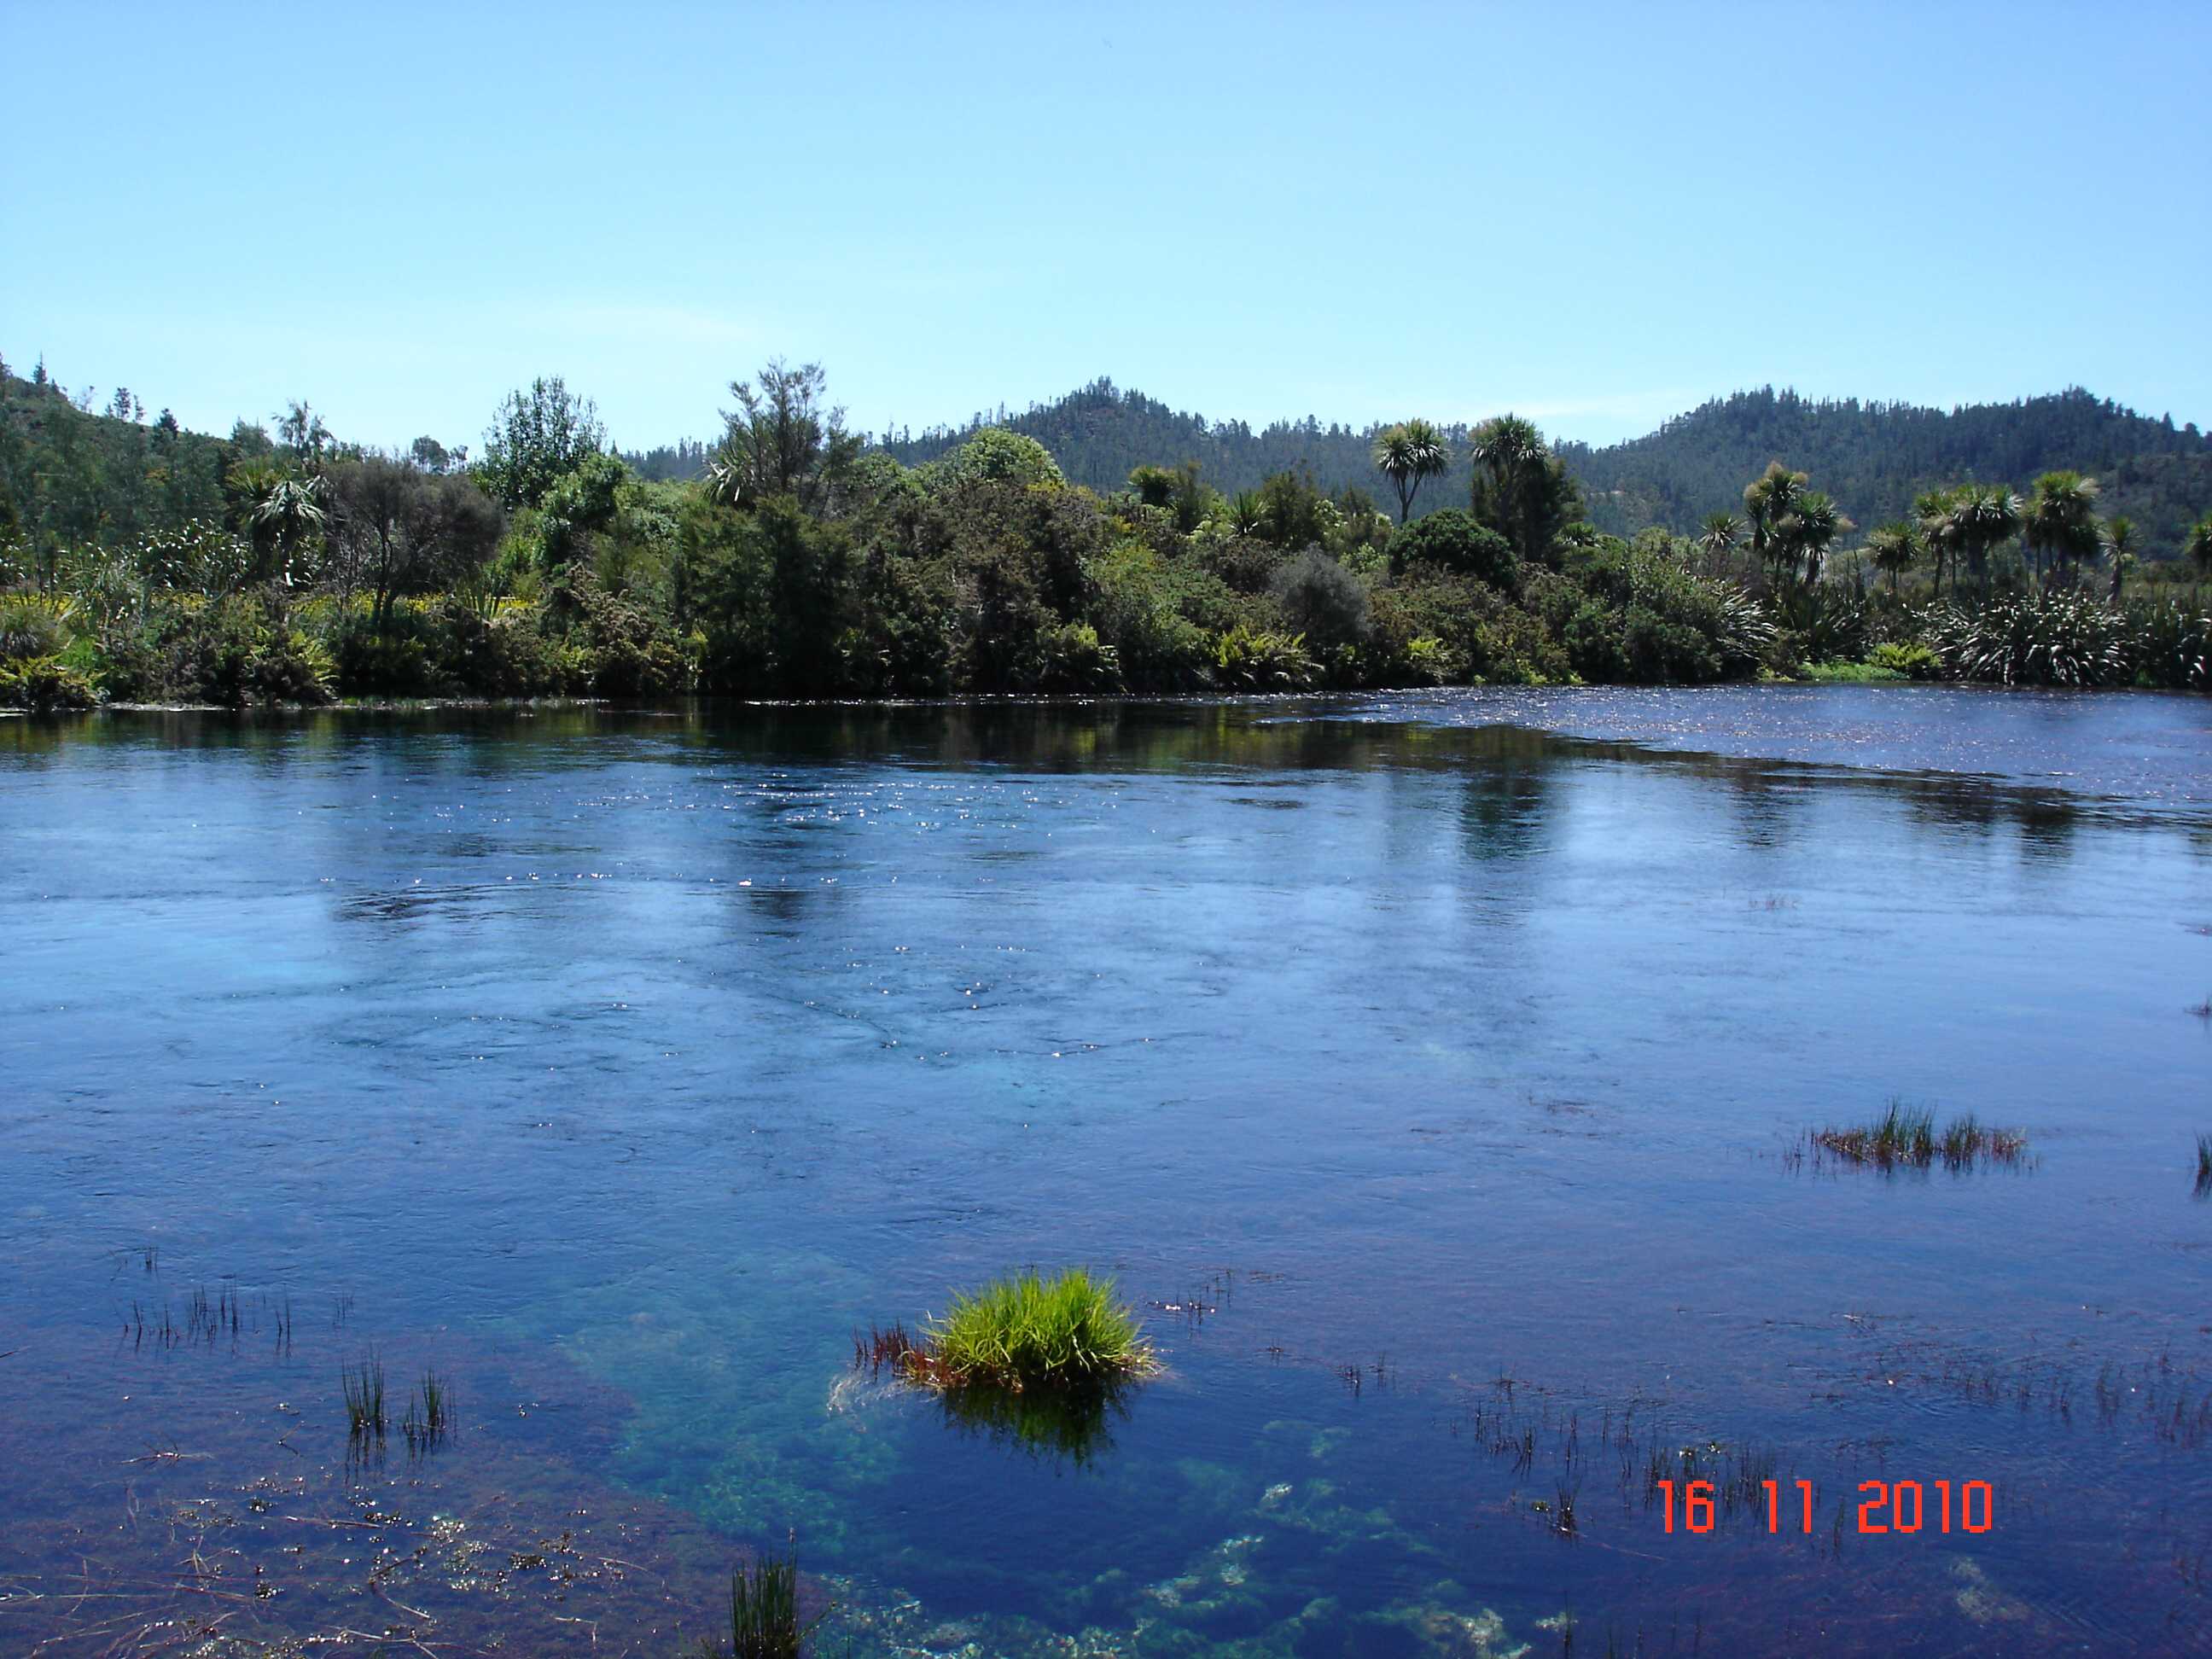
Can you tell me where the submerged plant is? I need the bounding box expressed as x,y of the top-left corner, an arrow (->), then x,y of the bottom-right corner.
1813,1100 -> 2026,1171
916,1268 -> 1156,1391
2197,1136 -> 2211,1200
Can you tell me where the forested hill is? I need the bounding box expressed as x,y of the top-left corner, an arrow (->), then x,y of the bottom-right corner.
871,379 -> 1431,507
859,380 -> 2212,559
1559,388 -> 2212,553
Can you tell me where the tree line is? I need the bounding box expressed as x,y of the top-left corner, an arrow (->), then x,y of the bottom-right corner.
2,355 -> 2208,712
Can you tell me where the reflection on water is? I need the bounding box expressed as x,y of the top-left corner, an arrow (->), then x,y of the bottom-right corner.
2,689 -> 2210,1656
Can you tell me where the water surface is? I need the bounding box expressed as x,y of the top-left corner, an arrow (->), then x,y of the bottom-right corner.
3,687 -> 2209,1655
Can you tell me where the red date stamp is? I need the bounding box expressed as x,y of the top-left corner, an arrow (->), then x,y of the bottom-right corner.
1656,1478 -> 1993,1535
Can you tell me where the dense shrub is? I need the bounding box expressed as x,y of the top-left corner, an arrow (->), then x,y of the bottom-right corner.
1213,625 -> 1319,691
1388,509 -> 1518,586
1268,550 -> 1371,658
0,655 -> 99,711
1922,591 -> 2133,688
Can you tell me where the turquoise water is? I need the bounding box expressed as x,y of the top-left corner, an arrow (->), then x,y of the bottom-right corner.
3,687 -> 2209,1655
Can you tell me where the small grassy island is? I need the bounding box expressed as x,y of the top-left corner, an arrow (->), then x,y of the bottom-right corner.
875,1268 -> 1158,1393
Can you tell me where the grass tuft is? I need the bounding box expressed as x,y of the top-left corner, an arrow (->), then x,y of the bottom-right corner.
696,1546 -> 819,1659
1813,1099 -> 2026,1171
918,1268 -> 1155,1391
342,1355 -> 387,1437
403,1367 -> 451,1451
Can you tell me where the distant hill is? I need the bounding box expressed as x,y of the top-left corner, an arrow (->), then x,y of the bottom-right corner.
1559,387 -> 2212,556
10,360 -> 2206,565
849,380 -> 2212,561
0,369 -> 235,551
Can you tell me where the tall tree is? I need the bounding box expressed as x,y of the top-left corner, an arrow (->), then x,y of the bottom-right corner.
2104,515 -> 2134,600
2023,470 -> 2102,586
2188,514 -> 2212,585
1866,521 -> 1918,593
1696,511 -> 1743,566
1945,483 -> 2023,599
705,359 -> 861,513
1371,419 -> 1450,524
480,378 -> 606,509
1470,415 -> 1579,562
1779,490 -> 1850,587
328,456 -> 504,628
1741,462 -> 1807,588
275,400 -> 335,474
1913,488 -> 1958,599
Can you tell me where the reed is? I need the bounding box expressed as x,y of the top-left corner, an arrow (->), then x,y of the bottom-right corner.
342,1356 -> 387,1437
1813,1099 -> 2025,1171
403,1367 -> 450,1450
719,1549 -> 809,1658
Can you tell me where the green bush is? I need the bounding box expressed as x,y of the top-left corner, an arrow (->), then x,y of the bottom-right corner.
1869,641 -> 1941,679
1388,508 -> 1518,586
1212,624 -> 1319,691
0,655 -> 98,711
0,596 -> 70,663
1924,591 -> 2132,688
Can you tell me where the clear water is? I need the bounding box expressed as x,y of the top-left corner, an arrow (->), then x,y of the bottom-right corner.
3,686 -> 2209,1656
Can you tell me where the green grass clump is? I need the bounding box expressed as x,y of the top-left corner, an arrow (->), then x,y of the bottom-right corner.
342,1355 -> 387,1436
696,1549 -> 818,1659
403,1367 -> 450,1450
920,1268 -> 1155,1391
1813,1100 -> 2026,1171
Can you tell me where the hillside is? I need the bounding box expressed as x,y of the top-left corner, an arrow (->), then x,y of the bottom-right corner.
0,367 -> 235,554
855,381 -> 2212,560
1559,387 -> 2212,555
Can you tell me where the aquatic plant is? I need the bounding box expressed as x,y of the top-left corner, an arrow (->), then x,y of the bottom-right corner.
1813,1100 -> 2026,1171
696,1547 -> 819,1659
403,1367 -> 451,1450
2196,1135 -> 2211,1199
342,1355 -> 387,1436
915,1268 -> 1155,1391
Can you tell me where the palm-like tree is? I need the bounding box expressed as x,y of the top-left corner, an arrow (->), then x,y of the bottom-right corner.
2023,470 -> 2102,586
1742,462 -> 1807,587
1945,483 -> 2023,600
2104,515 -> 2135,601
1371,419 -> 1450,524
2186,514 -> 2212,585
1697,511 -> 1743,572
249,474 -> 328,586
1779,490 -> 1850,587
1913,489 -> 1959,599
1866,522 -> 1919,593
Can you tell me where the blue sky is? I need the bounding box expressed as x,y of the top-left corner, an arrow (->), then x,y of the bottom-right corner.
5,2 -> 2207,454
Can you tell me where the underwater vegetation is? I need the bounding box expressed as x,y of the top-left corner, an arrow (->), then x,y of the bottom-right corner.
1810,1101 -> 2028,1171
2196,1134 -> 2211,1199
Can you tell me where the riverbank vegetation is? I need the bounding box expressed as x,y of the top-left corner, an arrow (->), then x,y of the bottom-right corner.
3,357 -> 2208,709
